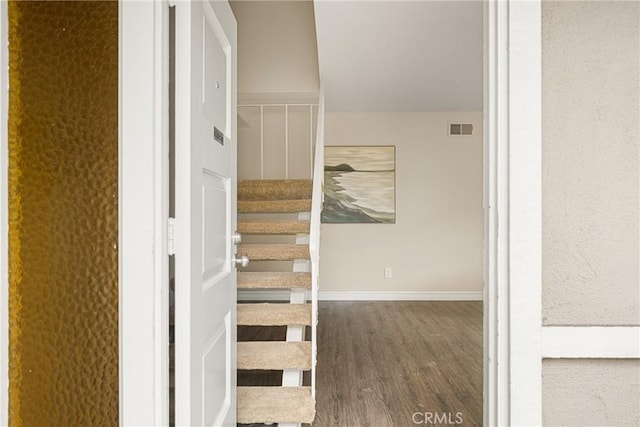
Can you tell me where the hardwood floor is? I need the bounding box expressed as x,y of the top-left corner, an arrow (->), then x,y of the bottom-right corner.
315,301 -> 482,427
237,301 -> 483,426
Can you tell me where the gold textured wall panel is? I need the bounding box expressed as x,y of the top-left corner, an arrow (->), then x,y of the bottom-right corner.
8,2 -> 118,425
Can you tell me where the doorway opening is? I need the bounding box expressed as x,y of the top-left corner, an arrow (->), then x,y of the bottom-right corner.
232,1 -> 485,425
116,1 -> 542,425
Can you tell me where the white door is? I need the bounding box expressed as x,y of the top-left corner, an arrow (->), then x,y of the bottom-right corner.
174,1 -> 237,425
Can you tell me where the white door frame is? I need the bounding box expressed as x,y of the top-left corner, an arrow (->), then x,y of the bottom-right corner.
119,0 -> 170,425
0,1 -> 543,425
484,1 -> 542,425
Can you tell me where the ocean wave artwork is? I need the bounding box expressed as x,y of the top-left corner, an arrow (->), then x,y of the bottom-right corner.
322,146 -> 396,223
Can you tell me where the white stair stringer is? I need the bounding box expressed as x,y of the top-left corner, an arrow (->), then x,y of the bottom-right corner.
282,228 -> 312,390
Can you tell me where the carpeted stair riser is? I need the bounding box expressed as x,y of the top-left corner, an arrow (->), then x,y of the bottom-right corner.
238,272 -> 312,289
237,386 -> 315,425
238,243 -> 310,261
238,179 -> 313,201
237,303 -> 312,326
238,341 -> 312,370
238,199 -> 312,213
238,219 -> 310,235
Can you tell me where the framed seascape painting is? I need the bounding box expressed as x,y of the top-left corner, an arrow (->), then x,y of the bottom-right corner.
322,146 -> 396,224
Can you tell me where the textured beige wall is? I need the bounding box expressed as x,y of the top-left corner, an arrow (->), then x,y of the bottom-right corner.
230,0 -> 320,95
542,1 -> 640,326
319,112 -> 483,293
543,359 -> 640,426
542,2 -> 640,425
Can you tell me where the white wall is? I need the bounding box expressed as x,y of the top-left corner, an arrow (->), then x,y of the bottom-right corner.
230,0 -> 319,97
319,112 -> 483,295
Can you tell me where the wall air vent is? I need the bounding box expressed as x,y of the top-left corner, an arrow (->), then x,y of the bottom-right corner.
449,123 -> 474,136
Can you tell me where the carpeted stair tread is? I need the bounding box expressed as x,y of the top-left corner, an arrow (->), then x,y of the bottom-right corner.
237,303 -> 312,326
238,272 -> 312,289
238,199 -> 312,213
238,179 -> 313,201
238,243 -> 310,261
237,341 -> 312,370
237,386 -> 315,424
238,219 -> 310,235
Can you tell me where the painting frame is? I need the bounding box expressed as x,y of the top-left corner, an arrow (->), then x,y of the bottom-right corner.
322,145 -> 396,224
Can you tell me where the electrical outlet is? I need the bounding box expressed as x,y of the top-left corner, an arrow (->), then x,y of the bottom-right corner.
384,267 -> 392,279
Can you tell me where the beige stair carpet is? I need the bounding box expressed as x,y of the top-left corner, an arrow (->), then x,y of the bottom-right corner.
238,199 -> 312,213
237,341 -> 311,370
236,178 -> 316,425
238,179 -> 312,201
238,272 -> 312,289
238,243 -> 310,261
237,303 -> 312,326
237,386 -> 315,425
238,219 -> 310,235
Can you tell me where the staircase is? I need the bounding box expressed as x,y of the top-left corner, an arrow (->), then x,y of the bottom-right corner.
236,179 -> 317,426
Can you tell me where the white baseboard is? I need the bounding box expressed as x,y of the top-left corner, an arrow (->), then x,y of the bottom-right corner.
317,291 -> 483,301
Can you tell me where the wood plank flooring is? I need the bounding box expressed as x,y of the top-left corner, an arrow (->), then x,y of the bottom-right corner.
315,301 -> 482,427
237,301 -> 483,427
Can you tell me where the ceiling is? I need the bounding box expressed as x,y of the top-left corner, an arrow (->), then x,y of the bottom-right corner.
314,1 -> 483,112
